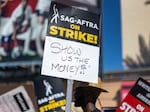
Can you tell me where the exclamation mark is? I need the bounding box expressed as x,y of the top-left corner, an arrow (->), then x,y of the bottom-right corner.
94,35 -> 98,45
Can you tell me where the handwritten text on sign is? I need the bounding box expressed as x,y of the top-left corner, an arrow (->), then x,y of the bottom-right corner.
41,36 -> 99,83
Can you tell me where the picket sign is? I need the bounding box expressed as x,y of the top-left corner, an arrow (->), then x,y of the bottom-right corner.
41,1 -> 101,111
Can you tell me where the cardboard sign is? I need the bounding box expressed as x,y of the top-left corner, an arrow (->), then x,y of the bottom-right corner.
116,78 -> 150,112
34,76 -> 66,112
0,86 -> 35,112
41,1 -> 101,83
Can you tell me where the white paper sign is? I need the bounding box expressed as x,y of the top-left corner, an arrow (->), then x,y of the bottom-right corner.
41,36 -> 99,83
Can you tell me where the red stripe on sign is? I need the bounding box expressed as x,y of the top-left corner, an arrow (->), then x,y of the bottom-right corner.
116,94 -> 150,112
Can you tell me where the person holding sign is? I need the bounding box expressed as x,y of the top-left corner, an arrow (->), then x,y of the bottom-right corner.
74,77 -> 108,112
0,0 -> 33,58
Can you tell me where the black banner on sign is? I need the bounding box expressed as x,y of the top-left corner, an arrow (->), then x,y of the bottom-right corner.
129,77 -> 150,107
34,76 -> 66,112
13,92 -> 30,112
47,1 -> 100,47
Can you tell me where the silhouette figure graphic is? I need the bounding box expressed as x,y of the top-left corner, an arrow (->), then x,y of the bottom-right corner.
43,80 -> 53,96
50,4 -> 59,24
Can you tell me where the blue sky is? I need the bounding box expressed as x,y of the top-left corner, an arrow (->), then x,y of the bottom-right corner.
102,0 -> 123,72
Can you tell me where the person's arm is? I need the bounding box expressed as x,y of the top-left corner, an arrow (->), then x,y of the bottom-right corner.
17,17 -> 31,34
12,21 -> 18,46
18,6 -> 31,33
0,0 -> 8,8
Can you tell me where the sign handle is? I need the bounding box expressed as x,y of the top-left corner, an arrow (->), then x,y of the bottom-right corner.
65,79 -> 74,112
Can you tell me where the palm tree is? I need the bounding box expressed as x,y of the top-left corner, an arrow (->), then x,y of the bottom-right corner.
124,2 -> 150,69
124,35 -> 150,68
